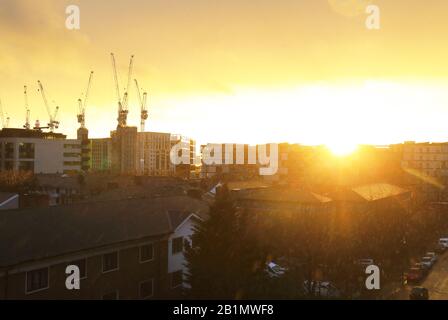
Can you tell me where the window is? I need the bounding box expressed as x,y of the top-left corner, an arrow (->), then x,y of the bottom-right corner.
64,144 -> 81,149
68,259 -> 87,279
140,244 -> 154,263
170,270 -> 183,288
172,237 -> 184,254
26,268 -> 49,293
19,143 -> 34,159
4,143 -> 14,159
102,252 -> 119,273
139,279 -> 154,299
64,161 -> 81,166
102,291 -> 118,300
63,152 -> 81,158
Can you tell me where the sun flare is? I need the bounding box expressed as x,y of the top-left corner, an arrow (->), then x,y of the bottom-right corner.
327,142 -> 358,156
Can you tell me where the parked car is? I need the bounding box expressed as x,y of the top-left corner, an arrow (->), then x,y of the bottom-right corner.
303,281 -> 341,299
439,238 -> 448,248
409,287 -> 429,300
265,261 -> 287,278
406,267 -> 425,283
414,262 -> 430,274
421,256 -> 435,270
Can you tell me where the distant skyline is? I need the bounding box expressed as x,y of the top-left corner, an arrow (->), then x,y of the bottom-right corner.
1,0 -> 448,148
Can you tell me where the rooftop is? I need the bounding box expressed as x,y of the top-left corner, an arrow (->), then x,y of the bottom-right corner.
0,195 -> 209,267
235,186 -> 332,204
0,128 -> 66,140
329,183 -> 410,202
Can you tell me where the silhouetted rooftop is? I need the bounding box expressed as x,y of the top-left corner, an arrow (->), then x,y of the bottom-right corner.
0,195 -> 209,267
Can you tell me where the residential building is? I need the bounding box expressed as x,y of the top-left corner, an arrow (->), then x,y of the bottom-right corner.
137,132 -> 172,176
0,195 -> 209,299
111,126 -> 138,174
77,127 -> 91,172
91,138 -> 112,171
0,128 -> 81,174
398,141 -> 448,179
392,141 -> 448,201
233,185 -> 334,215
167,211 -> 204,289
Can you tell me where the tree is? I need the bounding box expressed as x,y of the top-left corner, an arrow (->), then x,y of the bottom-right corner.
185,185 -> 267,299
0,170 -> 36,193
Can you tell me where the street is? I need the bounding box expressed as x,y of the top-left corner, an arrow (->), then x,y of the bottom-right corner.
389,251 -> 448,300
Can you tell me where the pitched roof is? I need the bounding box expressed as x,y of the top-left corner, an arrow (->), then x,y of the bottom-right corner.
236,187 -> 332,204
330,183 -> 409,202
351,183 -> 409,201
0,195 -> 209,267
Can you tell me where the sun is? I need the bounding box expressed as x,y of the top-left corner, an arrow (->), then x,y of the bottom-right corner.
327,142 -> 358,156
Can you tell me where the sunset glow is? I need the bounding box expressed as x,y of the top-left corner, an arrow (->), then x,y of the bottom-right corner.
1,0 -> 448,146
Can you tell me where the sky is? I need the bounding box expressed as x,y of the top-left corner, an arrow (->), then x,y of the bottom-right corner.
1,0 -> 448,149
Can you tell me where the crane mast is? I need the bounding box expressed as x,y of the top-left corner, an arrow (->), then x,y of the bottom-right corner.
37,80 -> 59,132
134,79 -> 148,132
23,85 -> 31,130
123,55 -> 134,111
0,98 -> 8,129
111,53 -> 133,128
78,71 -> 93,128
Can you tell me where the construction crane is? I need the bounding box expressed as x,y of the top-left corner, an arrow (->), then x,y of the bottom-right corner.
37,80 -> 59,131
77,71 -> 93,129
110,53 -> 134,127
0,98 -> 9,129
23,85 -> 31,130
134,79 -> 148,132
124,55 -> 134,110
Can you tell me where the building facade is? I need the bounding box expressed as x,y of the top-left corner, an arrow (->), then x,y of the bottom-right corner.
77,127 -> 91,172
91,138 -> 112,171
137,132 -> 172,176
0,128 -> 81,174
399,142 -> 448,180
393,141 -> 448,201
0,237 -> 171,299
111,126 -> 138,174
0,195 -> 209,299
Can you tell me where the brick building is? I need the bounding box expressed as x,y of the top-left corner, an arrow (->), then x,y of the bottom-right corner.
0,195 -> 208,299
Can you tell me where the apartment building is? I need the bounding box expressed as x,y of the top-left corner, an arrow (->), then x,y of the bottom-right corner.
0,128 -> 81,174
91,138 -> 112,171
111,126 -> 138,175
137,132 -> 172,176
77,127 -> 91,172
392,141 -> 448,201
398,142 -> 448,179
0,195 -> 209,299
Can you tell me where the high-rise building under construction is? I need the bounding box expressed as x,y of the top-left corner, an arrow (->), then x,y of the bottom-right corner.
111,126 -> 138,174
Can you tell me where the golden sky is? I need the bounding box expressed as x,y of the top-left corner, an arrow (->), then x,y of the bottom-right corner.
1,0 -> 448,147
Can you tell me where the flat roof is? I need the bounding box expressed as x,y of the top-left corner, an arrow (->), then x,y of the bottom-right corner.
0,128 -> 66,140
